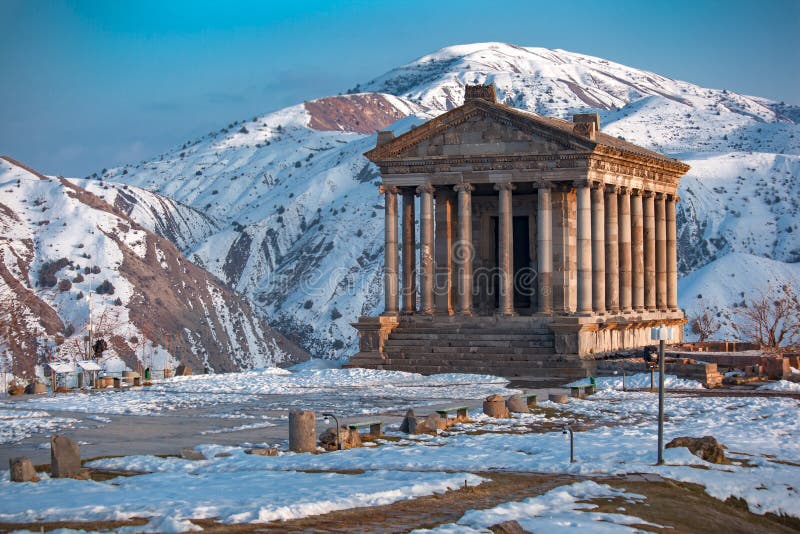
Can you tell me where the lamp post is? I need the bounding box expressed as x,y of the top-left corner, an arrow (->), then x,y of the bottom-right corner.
562,423 -> 575,463
323,412 -> 342,451
651,324 -> 674,465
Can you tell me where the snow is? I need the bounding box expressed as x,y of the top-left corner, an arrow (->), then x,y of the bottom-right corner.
0,408 -> 79,444
564,373 -> 705,391
0,467 -> 485,526
418,481 -> 662,533
758,380 -> 800,392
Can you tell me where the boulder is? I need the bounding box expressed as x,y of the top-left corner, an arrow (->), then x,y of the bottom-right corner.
483,395 -> 510,418
424,412 -> 446,431
214,452 -> 233,458
548,393 -> 569,404
9,457 -> 39,482
506,395 -> 530,414
180,448 -> 207,461
666,436 -> 729,464
51,435 -> 82,478
489,520 -> 531,534
8,384 -> 25,396
400,409 -> 415,433
319,427 -> 361,451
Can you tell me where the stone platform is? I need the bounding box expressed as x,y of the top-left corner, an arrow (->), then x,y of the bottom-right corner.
347,311 -> 685,379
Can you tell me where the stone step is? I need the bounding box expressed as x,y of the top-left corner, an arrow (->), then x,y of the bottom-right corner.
386,348 -> 556,358
394,327 -> 553,335
384,340 -> 554,350
380,364 -> 588,378
388,357 -> 586,369
389,332 -> 554,341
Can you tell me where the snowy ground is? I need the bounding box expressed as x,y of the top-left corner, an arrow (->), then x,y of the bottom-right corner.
0,368 -> 797,531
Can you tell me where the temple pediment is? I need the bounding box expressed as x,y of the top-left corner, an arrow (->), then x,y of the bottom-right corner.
366,100 -> 594,162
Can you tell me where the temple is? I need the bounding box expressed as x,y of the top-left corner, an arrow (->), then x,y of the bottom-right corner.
348,84 -> 689,378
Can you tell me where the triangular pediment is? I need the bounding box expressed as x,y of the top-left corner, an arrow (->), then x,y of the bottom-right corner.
365,100 -> 595,162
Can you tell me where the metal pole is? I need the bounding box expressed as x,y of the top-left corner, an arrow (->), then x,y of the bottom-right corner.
563,424 -> 575,463
657,338 -> 665,465
323,413 -> 342,451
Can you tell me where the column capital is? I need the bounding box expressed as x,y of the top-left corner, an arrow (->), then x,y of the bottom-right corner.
453,182 -> 475,194
379,185 -> 400,195
630,188 -> 644,197
493,181 -> 516,192
589,180 -> 605,191
655,192 -> 666,200
604,184 -> 619,194
643,190 -> 656,199
617,185 -> 630,195
552,182 -> 573,192
536,180 -> 555,190
668,194 -> 681,203
415,183 -> 435,195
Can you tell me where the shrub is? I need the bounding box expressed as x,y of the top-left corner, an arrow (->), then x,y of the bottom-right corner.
73,273 -> 84,283
91,265 -> 101,274
303,300 -> 313,310
330,307 -> 342,320
96,280 -> 115,295
57,279 -> 72,292
38,258 -> 69,287
113,297 -> 123,306
76,291 -> 84,300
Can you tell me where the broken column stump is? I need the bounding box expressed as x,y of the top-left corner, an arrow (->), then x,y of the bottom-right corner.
549,393 -> 569,404
288,410 -> 317,453
9,457 -> 40,482
506,395 -> 530,414
51,434 -> 83,478
483,394 -> 510,418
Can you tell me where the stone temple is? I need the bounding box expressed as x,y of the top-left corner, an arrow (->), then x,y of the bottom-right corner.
348,84 -> 689,379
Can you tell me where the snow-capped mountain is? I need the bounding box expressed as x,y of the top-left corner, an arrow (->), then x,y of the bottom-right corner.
92,43 -> 799,349
0,157 -> 307,378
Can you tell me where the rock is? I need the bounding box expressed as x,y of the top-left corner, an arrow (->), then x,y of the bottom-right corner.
319,427 -> 360,451
9,457 -> 39,482
288,410 -> 317,453
400,408 -> 417,434
175,363 -> 193,377
584,385 -> 596,396
245,448 -> 278,456
666,436 -> 729,464
548,393 -> 569,404
214,452 -> 233,458
8,384 -> 25,395
406,415 -> 429,434
424,412 -> 447,431
51,435 -> 82,478
489,520 -> 531,534
180,448 -> 207,461
483,397 -> 510,418
506,395 -> 530,414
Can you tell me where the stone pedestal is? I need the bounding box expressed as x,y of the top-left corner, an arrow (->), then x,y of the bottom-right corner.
51,435 -> 82,478
483,394 -> 510,418
288,410 -> 317,453
10,457 -> 39,482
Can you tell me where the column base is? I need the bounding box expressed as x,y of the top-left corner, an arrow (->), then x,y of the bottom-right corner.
457,310 -> 474,317
381,311 -> 399,317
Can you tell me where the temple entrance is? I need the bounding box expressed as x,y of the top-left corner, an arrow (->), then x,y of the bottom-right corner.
493,216 -> 532,312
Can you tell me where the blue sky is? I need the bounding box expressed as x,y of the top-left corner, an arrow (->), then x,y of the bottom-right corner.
1,0 -> 798,176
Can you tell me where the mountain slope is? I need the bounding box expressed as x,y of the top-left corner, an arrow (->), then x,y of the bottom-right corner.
101,43 -> 798,347
0,157 -> 307,378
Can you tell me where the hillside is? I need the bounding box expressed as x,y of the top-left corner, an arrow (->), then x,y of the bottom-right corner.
0,157 -> 307,378
95,43 -> 798,350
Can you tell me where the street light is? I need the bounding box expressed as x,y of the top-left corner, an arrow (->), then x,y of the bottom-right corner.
322,413 -> 342,451
562,423 -> 575,463
651,324 -> 675,465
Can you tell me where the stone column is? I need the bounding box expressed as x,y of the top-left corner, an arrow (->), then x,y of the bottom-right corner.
618,187 -> 633,313
381,185 -> 399,316
576,182 -> 592,315
590,182 -> 605,314
643,191 -> 656,311
417,184 -> 435,314
435,189 -> 455,315
605,185 -> 620,313
401,189 -> 416,314
631,190 -> 645,311
667,194 -> 679,311
495,182 -> 515,316
536,184 -> 552,314
655,193 -> 668,311
454,183 -> 474,315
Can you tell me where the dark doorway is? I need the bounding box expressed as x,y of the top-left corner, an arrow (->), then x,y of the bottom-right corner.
492,216 -> 532,311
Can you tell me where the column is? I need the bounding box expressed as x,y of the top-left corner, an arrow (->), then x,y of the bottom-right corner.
576,183 -> 592,314
655,193 -> 668,311
631,190 -> 645,311
417,184 -> 435,314
643,191 -> 656,311
605,185 -> 619,313
454,183 -> 474,315
381,185 -> 399,316
495,182 -> 515,316
401,189 -> 416,314
590,182 -> 605,313
618,187 -> 633,313
536,184 -> 552,314
667,194 -> 679,311
435,190 -> 455,315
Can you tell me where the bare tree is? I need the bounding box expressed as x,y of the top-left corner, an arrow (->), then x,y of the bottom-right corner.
736,285 -> 800,349
690,310 -> 719,342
